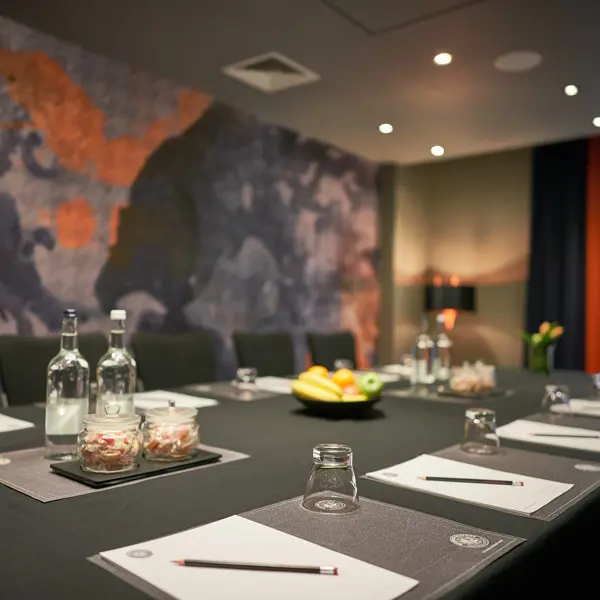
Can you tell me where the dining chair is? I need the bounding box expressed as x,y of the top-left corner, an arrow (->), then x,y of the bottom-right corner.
232,331 -> 295,377
306,331 -> 357,371
131,330 -> 218,391
0,332 -> 108,406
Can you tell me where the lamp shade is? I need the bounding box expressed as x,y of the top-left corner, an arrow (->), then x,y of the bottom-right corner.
425,285 -> 476,312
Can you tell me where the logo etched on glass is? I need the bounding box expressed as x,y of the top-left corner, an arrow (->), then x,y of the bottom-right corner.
314,499 -> 347,511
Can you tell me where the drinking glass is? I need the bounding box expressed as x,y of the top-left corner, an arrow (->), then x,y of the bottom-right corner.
233,367 -> 257,388
542,385 -> 571,413
461,408 -> 500,455
333,359 -> 354,371
302,444 -> 359,514
591,374 -> 600,400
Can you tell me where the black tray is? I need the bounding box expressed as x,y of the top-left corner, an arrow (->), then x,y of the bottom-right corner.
50,448 -> 222,488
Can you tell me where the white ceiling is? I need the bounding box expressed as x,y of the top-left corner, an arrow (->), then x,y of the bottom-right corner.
2,0 -> 600,164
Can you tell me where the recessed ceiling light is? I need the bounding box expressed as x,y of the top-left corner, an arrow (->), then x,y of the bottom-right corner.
379,123 -> 393,134
433,52 -> 452,66
494,50 -> 542,73
564,85 -> 579,96
593,117 -> 600,128
431,145 -> 445,157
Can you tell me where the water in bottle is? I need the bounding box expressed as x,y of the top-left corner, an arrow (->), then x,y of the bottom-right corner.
45,309 -> 90,460
433,313 -> 453,381
96,310 -> 137,415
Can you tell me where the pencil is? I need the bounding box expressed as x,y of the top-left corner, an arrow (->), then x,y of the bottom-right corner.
172,559 -> 338,575
418,476 -> 523,486
530,433 -> 600,439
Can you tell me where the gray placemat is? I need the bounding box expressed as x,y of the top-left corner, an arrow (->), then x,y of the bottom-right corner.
384,388 -> 513,405
90,496 -> 523,600
185,383 -> 279,401
0,444 -> 249,502
431,445 -> 600,521
244,497 -> 523,600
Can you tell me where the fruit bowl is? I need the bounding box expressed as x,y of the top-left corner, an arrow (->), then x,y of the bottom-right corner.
290,369 -> 384,416
293,393 -> 382,416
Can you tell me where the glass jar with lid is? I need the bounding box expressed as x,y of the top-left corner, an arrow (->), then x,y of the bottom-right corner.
142,405 -> 199,461
78,412 -> 142,473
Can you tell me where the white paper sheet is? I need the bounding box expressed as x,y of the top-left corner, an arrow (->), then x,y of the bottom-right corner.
378,364 -> 411,378
366,454 -> 572,515
254,377 -> 292,394
355,371 -> 400,383
134,391 -> 218,410
100,515 -> 417,600
551,399 -> 600,418
0,413 -> 35,433
496,419 -> 600,452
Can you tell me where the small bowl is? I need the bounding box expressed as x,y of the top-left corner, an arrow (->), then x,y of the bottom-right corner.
293,394 -> 382,416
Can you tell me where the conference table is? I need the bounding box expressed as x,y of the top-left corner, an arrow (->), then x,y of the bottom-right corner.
1,369 -> 599,599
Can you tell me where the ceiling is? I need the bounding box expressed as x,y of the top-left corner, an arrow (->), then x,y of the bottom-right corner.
2,0 -> 600,165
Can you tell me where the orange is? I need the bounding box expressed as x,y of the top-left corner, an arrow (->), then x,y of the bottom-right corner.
332,368 -> 355,388
308,365 -> 328,378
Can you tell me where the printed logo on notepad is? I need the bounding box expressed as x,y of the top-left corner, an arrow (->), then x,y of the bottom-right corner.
126,549 -> 153,558
574,463 -> 600,472
450,534 -> 489,549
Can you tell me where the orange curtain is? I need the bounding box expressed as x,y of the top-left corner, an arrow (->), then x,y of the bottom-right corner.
586,137 -> 600,371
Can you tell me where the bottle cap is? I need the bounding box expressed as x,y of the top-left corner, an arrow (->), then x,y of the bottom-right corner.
110,309 -> 127,320
63,309 -> 77,318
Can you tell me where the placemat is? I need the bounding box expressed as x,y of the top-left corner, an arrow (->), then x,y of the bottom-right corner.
90,496 -> 523,600
382,388 -> 488,406
0,444 -> 248,502
243,497 -> 523,600
184,383 -> 279,402
433,445 -> 600,520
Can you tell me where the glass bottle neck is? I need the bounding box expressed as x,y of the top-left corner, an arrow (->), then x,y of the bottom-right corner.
60,316 -> 78,351
110,318 -> 126,349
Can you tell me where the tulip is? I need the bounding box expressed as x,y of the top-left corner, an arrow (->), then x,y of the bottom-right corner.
539,322 -> 551,335
550,326 -> 564,339
531,333 -> 542,345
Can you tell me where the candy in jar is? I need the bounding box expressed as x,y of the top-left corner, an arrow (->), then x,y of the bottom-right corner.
142,406 -> 199,461
78,413 -> 142,473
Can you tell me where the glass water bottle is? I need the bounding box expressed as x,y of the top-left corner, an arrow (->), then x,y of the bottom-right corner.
96,310 -> 137,416
412,315 -> 434,385
433,313 -> 452,381
45,309 -> 90,460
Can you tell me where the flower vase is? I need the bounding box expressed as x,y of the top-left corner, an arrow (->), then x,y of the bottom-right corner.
529,345 -> 554,375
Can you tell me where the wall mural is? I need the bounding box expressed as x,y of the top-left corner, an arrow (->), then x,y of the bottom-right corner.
0,16 -> 380,375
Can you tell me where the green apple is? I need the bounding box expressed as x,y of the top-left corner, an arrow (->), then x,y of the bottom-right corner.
358,372 -> 383,398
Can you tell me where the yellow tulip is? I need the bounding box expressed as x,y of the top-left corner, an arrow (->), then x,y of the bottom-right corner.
539,322 -> 551,335
531,333 -> 542,345
550,326 -> 564,339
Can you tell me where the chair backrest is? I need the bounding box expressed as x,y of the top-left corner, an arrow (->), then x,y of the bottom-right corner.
232,331 -> 295,377
131,331 -> 217,391
306,331 -> 356,371
0,332 -> 108,406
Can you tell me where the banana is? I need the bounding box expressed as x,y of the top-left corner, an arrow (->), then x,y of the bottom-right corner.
342,393 -> 369,402
298,372 -> 342,396
292,380 -> 341,402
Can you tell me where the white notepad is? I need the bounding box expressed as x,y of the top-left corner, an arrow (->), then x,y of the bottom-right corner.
551,399 -> 600,418
134,391 -> 218,411
366,454 -> 572,515
254,377 -> 292,394
496,419 -> 600,452
0,414 -> 35,433
99,516 -> 418,600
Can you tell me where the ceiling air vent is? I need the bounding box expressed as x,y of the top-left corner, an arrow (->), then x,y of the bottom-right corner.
222,52 -> 320,93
